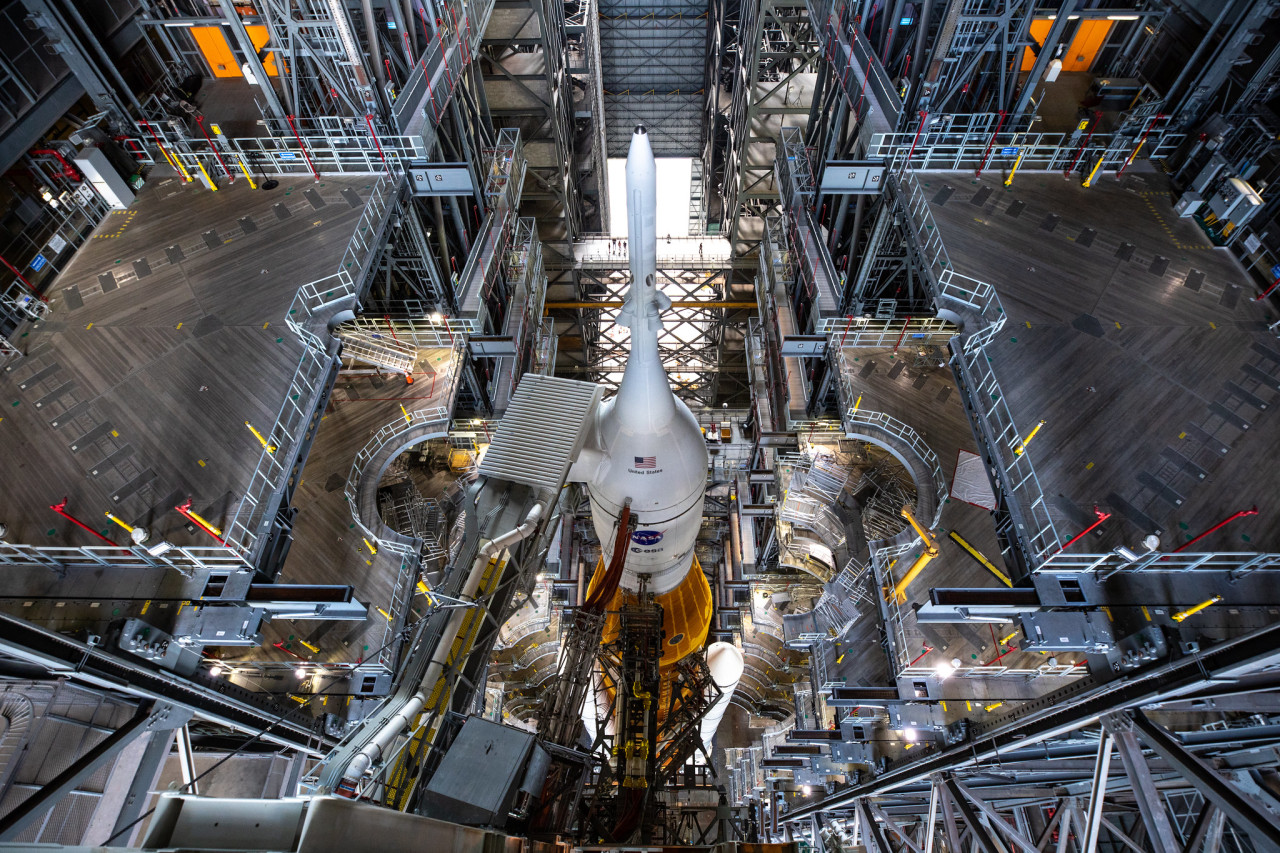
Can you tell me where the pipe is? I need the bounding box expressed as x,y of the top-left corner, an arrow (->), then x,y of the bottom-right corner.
362,0 -> 386,88
29,150 -> 80,181
343,497 -> 549,779
479,501 -> 545,557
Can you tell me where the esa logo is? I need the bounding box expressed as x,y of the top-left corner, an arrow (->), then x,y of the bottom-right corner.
631,529 -> 664,546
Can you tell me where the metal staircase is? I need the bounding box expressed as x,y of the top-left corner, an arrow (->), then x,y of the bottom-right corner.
337,328 -> 418,375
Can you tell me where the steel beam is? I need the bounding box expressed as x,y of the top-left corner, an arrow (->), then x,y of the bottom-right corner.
784,620 -> 1280,823
0,702 -> 165,841
106,728 -> 177,847
944,777 -> 1009,853
1103,715 -> 1181,853
950,779 -> 1040,853
1081,731 -> 1114,853
1130,710 -> 1280,851
857,798 -> 897,853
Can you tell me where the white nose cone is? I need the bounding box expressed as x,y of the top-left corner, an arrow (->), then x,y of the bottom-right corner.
574,125 -> 708,596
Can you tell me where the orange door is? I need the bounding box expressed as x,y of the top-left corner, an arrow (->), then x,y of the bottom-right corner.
1063,20 -> 1113,72
245,25 -> 279,76
1020,19 -> 1053,72
191,26 -> 240,78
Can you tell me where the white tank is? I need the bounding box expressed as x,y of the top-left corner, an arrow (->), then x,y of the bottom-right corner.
700,642 -> 745,748
569,127 -> 709,596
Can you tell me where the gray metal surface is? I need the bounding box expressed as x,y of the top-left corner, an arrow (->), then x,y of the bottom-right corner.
476,374 -> 601,491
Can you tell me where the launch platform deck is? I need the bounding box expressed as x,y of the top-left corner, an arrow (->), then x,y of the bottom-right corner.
0,176 -> 370,560
923,169 -> 1280,555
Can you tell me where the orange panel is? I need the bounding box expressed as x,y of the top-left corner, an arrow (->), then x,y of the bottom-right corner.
1020,19 -> 1053,72
190,26 -> 240,78
1064,20 -> 1113,72
245,25 -> 279,76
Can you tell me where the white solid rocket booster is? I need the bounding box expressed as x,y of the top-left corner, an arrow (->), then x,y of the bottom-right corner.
700,642 -> 745,748
569,127 -> 709,599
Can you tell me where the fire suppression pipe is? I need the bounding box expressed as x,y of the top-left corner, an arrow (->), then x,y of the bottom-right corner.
29,150 -> 81,181
1173,506 -> 1258,553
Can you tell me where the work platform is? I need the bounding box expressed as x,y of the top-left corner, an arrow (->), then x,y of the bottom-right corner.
0,175 -> 371,555
921,169 -> 1280,555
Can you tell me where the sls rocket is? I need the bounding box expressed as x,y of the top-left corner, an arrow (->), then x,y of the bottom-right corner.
569,126 -> 712,666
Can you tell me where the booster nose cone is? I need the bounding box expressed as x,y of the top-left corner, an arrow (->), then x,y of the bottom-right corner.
621,128 -> 662,332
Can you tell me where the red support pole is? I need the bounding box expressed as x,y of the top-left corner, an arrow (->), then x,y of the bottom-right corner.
49,498 -> 127,551
839,314 -> 854,348
1117,113 -> 1165,178
984,646 -> 1017,666
0,253 -> 44,300
285,115 -> 320,181
383,315 -> 400,343
908,645 -> 934,666
404,31 -> 414,63
365,114 -> 391,174
1064,111 -> 1102,178
1253,277 -> 1280,302
195,116 -> 233,182
903,112 -> 928,170
855,56 -> 873,116
893,316 -> 914,351
1057,506 -> 1112,553
975,110 -> 1007,178
1173,506 -> 1258,553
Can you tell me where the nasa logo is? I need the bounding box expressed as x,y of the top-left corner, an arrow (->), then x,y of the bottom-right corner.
631,529 -> 663,546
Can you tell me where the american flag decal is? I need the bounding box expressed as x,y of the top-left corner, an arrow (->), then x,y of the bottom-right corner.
633,456 -> 656,469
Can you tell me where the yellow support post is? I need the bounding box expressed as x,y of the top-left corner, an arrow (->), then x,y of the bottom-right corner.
890,505 -> 941,603
185,508 -> 222,537
984,702 -> 1004,712
1082,155 -> 1104,188
235,155 -> 257,190
400,403 -> 412,425
297,638 -> 320,654
104,511 -> 135,533
1014,419 -> 1047,455
377,607 -> 392,621
363,537 -> 378,555
852,394 -> 862,414
245,421 -> 276,453
195,159 -> 218,190
1004,149 -> 1025,186
999,630 -> 1019,646
947,530 -> 1012,587
1172,595 -> 1222,623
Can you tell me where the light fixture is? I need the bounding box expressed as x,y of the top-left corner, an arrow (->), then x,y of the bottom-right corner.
904,728 -> 918,742
1107,14 -> 1139,20
802,785 -> 812,795
935,661 -> 954,679
209,664 -> 223,677
430,312 -> 444,323
295,666 -> 307,678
